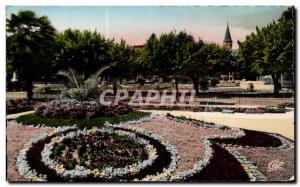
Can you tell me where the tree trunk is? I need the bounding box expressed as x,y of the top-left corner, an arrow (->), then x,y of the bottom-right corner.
174,75 -> 179,101
192,78 -> 199,96
26,80 -> 33,101
271,74 -> 281,95
113,80 -> 117,95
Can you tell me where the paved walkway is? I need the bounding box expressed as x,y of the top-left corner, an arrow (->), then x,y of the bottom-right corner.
6,110 -> 35,120
6,109 -> 294,140
7,125 -> 54,181
141,110 -> 294,140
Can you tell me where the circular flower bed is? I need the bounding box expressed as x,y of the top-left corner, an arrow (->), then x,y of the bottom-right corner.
16,119 -> 178,181
42,128 -> 158,180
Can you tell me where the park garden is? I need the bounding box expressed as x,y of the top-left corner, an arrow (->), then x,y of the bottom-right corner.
6,7 -> 294,182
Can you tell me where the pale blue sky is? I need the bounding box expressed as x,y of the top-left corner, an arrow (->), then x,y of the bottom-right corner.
6,6 -> 288,49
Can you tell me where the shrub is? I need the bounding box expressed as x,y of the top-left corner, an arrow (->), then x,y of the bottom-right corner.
199,78 -> 209,91
278,102 -> 294,108
6,99 -> 36,114
137,76 -> 145,86
210,78 -> 220,87
58,66 -> 110,101
248,83 -> 254,92
264,107 -> 286,113
35,99 -> 133,119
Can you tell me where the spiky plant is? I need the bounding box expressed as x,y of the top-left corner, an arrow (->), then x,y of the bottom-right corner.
58,65 -> 110,100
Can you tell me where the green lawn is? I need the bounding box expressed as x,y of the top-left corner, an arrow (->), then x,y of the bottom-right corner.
16,111 -> 150,128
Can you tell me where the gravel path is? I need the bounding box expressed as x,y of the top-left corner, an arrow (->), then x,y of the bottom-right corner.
134,116 -> 238,174
6,124 -> 54,181
142,110 -> 294,140
6,110 -> 35,120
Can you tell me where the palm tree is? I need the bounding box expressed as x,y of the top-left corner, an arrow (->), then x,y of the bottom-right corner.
58,65 -> 110,100
6,10 -> 56,100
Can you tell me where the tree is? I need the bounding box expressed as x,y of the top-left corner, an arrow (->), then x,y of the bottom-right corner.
131,48 -> 150,78
104,39 -> 135,94
144,31 -> 202,93
183,43 -> 232,95
155,31 -> 178,80
236,36 -> 261,80
278,8 -> 295,89
183,44 -> 212,95
143,33 -> 159,76
54,29 -> 112,78
198,43 -> 233,77
6,10 -> 56,100
173,31 -> 203,92
183,52 -> 207,95
237,7 -> 295,94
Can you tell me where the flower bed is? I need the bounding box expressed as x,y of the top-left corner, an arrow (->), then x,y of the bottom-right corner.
14,113 -> 294,182
166,115 -> 247,181
165,114 -> 294,182
16,117 -> 178,181
237,147 -> 294,181
36,99 -> 132,119
7,99 -> 36,114
41,128 -> 158,180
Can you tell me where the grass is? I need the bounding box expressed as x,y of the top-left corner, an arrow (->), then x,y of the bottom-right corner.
16,111 -> 150,128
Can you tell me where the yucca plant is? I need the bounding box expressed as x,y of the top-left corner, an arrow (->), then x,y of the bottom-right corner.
58,65 -> 110,101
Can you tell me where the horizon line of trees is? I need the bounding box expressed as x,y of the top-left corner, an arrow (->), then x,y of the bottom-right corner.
6,8 -> 294,100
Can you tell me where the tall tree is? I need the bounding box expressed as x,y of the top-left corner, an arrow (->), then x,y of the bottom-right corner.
144,31 -> 202,93
183,48 -> 210,95
237,7 -> 295,94
130,47 -> 150,78
54,29 -> 112,77
236,35 -> 262,80
6,10 -> 56,100
143,33 -> 159,76
104,39 -> 134,94
183,43 -> 231,94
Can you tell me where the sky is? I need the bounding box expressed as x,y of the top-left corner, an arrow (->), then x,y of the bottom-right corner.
6,6 -> 288,49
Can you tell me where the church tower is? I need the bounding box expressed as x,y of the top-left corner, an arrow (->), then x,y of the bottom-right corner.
223,23 -> 233,49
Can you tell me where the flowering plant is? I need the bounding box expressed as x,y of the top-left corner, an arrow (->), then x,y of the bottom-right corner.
7,99 -> 36,114
35,99 -> 132,119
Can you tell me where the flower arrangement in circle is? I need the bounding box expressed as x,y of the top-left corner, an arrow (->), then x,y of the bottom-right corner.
16,114 -> 179,182
41,128 -> 159,180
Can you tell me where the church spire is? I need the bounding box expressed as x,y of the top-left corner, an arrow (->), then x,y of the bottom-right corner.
223,23 -> 232,49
